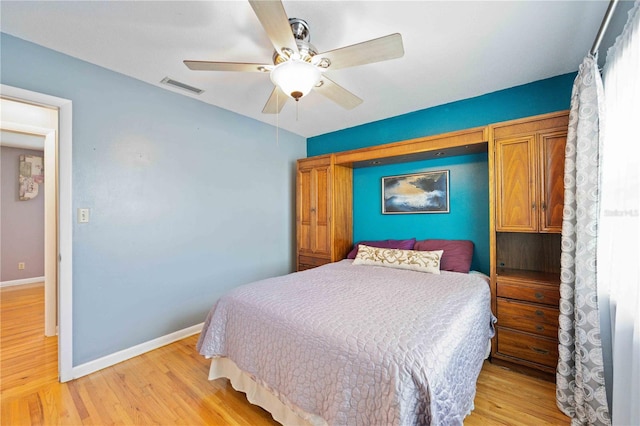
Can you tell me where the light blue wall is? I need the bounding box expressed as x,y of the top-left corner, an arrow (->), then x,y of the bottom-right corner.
1,33 -> 306,365
309,74 -> 575,274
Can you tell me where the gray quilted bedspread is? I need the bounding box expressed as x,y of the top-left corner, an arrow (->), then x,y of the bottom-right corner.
197,260 -> 495,425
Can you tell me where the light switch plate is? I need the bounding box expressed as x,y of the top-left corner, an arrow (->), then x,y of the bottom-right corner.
78,208 -> 90,223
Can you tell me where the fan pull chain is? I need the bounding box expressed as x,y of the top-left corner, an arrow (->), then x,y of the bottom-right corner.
296,99 -> 299,122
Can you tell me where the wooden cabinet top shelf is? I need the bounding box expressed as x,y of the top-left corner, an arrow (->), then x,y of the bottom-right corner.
496,268 -> 560,285
333,126 -> 488,168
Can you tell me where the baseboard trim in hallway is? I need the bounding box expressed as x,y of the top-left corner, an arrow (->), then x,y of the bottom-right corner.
0,276 -> 45,288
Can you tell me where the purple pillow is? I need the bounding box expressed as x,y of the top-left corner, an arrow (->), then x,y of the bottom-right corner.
346,238 -> 416,259
414,239 -> 474,273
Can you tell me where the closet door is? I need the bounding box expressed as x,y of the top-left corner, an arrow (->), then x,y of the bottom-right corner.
297,167 -> 313,254
311,165 -> 331,256
297,157 -> 333,270
538,130 -> 567,233
495,135 -> 538,232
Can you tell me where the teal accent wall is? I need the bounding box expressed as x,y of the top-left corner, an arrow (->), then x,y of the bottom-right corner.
309,73 -> 576,274
308,73 -> 575,155
354,153 -> 489,273
1,33 -> 306,366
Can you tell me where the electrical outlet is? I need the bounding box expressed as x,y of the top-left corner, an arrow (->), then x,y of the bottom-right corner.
18,262 -> 25,270
78,208 -> 90,223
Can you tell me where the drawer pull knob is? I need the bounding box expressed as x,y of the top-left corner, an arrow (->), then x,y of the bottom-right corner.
535,292 -> 544,300
532,347 -> 549,355
535,325 -> 545,331
535,310 -> 544,316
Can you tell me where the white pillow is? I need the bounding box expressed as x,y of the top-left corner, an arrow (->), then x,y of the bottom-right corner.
353,244 -> 443,274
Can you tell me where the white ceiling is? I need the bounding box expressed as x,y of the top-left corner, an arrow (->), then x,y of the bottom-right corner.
0,1 -> 609,138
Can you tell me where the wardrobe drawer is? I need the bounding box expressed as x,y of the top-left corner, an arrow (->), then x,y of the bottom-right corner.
497,298 -> 558,338
497,328 -> 558,368
496,280 -> 559,306
298,255 -> 330,271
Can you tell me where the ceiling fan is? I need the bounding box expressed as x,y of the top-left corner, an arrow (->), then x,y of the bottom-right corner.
184,0 -> 404,114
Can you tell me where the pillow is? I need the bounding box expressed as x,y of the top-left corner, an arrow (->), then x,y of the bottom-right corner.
346,238 -> 416,259
414,239 -> 474,273
353,244 -> 443,274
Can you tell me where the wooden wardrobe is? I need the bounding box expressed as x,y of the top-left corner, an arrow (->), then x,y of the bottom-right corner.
488,111 -> 569,380
296,155 -> 352,271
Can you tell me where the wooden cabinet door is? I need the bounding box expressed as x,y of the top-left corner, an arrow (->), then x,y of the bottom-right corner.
538,130 -> 566,233
297,164 -> 331,257
495,136 -> 538,232
297,168 -> 313,254
312,166 -> 331,256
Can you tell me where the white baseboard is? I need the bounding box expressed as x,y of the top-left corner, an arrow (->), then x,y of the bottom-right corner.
0,276 -> 45,288
70,322 -> 204,380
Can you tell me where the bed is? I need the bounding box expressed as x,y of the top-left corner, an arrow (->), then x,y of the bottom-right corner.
197,254 -> 495,425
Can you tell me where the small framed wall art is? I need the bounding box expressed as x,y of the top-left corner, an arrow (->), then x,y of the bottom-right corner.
19,155 -> 44,201
382,170 -> 449,214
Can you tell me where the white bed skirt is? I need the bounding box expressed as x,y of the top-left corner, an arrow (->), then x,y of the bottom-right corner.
209,339 -> 491,425
208,357 -> 327,426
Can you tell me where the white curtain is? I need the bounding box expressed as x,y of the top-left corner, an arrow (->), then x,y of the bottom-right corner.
556,54 -> 610,426
599,2 -> 640,425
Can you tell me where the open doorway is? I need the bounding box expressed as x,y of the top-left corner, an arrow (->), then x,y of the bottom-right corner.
1,84 -> 73,382
1,98 -> 60,397
1,98 -> 58,337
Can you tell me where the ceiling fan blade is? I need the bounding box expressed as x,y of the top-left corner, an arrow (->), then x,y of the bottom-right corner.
249,0 -> 299,56
315,33 -> 404,71
314,76 -> 363,110
184,60 -> 271,72
262,85 -> 289,114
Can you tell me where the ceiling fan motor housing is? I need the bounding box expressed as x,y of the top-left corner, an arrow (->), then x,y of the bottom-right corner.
273,40 -> 318,65
273,18 -> 318,65
289,18 -> 310,41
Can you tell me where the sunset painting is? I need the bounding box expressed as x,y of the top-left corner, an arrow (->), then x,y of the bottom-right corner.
382,170 -> 450,214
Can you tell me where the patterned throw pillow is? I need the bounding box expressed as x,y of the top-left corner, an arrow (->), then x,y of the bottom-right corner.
352,244 -> 443,274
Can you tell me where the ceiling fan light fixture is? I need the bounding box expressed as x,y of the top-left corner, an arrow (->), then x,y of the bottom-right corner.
270,60 -> 321,101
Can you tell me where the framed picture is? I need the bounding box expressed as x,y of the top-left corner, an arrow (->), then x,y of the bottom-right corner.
382,170 -> 450,214
19,155 -> 44,201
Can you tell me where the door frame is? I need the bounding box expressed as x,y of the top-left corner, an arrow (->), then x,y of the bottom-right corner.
1,84 -> 74,381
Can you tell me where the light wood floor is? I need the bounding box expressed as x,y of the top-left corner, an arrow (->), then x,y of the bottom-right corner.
1,284 -> 569,425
